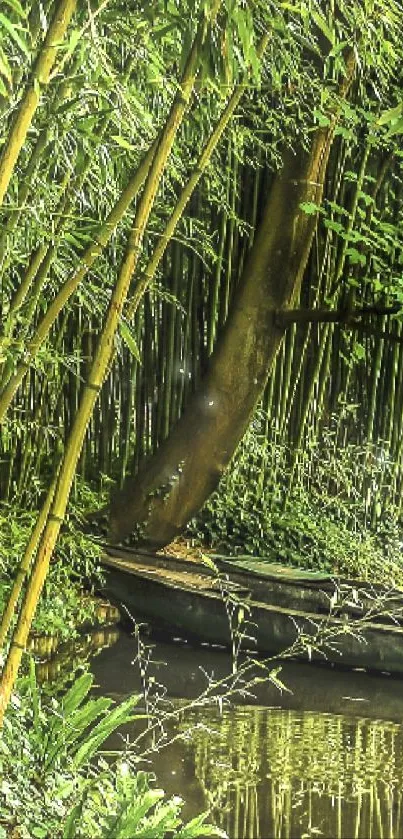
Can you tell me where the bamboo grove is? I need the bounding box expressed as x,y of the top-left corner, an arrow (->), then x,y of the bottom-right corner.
0,0 -> 403,714
3,134 -> 403,512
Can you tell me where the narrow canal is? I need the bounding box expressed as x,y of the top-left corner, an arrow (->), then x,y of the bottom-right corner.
87,629 -> 403,839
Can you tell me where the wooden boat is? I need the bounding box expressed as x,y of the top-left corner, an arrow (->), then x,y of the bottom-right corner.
100,545 -> 403,674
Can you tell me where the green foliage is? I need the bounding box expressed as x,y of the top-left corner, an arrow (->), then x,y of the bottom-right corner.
1,0 -> 403,513
0,665 -> 223,839
0,479 -> 107,640
0,0 -> 401,601
188,411 -> 403,585
2,2 -> 403,835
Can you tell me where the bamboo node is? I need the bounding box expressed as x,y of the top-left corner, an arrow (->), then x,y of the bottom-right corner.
48,513 -> 64,524
13,568 -> 28,581
84,380 -> 101,393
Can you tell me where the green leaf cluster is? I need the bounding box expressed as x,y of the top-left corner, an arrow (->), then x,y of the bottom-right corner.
0,666 -> 223,839
187,412 -> 403,585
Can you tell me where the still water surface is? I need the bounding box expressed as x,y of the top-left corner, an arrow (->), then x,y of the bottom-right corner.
88,630 -> 403,839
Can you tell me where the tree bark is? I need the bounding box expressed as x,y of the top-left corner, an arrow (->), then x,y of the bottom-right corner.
108,126 -> 340,548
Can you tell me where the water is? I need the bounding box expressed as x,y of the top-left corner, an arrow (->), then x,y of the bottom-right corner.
89,630 -> 403,838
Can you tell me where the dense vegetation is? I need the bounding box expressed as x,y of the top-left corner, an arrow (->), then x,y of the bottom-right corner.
187,417 -> 403,585
0,0 -> 403,834
0,664 -> 223,838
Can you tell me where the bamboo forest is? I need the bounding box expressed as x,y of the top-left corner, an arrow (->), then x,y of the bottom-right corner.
2,0 -> 403,836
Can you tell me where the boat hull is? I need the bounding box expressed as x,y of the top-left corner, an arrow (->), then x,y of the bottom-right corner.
100,549 -> 403,675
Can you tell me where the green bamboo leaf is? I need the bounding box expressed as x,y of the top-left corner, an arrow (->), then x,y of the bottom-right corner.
120,321 -> 142,363
0,13 -> 30,56
345,247 -> 366,266
279,3 -> 304,12
0,46 -> 12,83
291,30 -> 321,56
311,10 -> 335,46
329,39 -> 349,57
299,201 -> 321,215
31,827 -> 48,838
179,23 -> 192,75
2,0 -> 26,17
353,342 -> 365,360
67,29 -> 81,53
377,102 -> 403,126
61,672 -> 93,716
386,117 -> 403,137
111,134 -> 136,151
63,800 -> 86,839
324,219 -> 344,234
235,8 -> 251,61
65,232 -> 85,248
313,109 -> 330,127
105,790 -> 165,838
176,812 -> 227,838
225,25 -> 234,84
73,695 -> 141,769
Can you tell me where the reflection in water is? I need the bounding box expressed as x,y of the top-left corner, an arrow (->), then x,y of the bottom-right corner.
164,706 -> 403,839
35,627 -> 120,686
85,631 -> 403,838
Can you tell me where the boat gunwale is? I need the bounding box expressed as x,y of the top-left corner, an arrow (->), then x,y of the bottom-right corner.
101,552 -> 403,639
102,543 -> 403,597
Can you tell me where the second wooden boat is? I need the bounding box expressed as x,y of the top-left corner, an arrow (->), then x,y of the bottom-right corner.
100,546 -> 403,674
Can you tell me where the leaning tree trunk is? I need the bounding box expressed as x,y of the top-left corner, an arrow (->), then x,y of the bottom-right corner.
108,138 -> 330,545
108,108 -> 350,548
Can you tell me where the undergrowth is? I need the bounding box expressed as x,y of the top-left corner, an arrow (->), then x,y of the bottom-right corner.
188,414 -> 403,585
0,662 -> 222,839
0,479 -> 107,640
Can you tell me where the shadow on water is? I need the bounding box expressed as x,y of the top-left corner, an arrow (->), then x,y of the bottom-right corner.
84,628 -> 403,838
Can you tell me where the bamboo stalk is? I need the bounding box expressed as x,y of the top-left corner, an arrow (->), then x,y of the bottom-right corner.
0,477 -> 56,647
286,138 -> 370,483
0,7 -> 216,723
4,51 -> 137,343
162,243 -> 180,439
281,139 -> 349,437
220,143 -> 238,328
172,245 -> 185,424
207,201 -> 228,356
125,35 -> 269,324
0,128 -> 50,266
366,317 -> 386,443
329,141 -> 371,299
7,244 -> 48,317
0,144 -> 156,422
1,169 -> 73,368
0,0 -> 77,207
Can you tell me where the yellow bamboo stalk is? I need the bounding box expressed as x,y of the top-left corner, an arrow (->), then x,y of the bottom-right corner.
3,46 -> 136,338
9,245 -> 48,316
0,172 -> 73,388
0,0 -> 77,207
0,129 -> 50,265
0,143 -> 156,423
0,478 -> 56,647
0,243 -> 48,390
126,34 -> 269,321
0,9 -> 214,725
